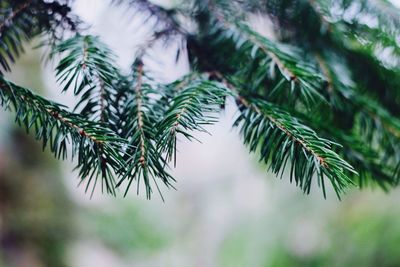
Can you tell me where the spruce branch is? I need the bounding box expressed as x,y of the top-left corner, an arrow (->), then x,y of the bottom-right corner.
51,34 -> 127,189
0,76 -> 126,195
206,69 -> 356,197
234,97 -> 356,198
290,108 -> 399,189
1,0 -> 399,199
308,52 -> 400,187
52,34 -> 120,122
157,79 -> 230,165
205,10 -> 328,107
116,61 -> 174,199
314,52 -> 400,160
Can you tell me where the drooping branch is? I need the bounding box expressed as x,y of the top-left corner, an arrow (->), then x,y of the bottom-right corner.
0,76 -> 126,195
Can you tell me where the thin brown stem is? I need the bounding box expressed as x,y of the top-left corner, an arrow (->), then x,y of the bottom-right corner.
81,38 -> 89,69
135,62 -> 146,166
0,79 -> 103,145
47,109 -> 103,144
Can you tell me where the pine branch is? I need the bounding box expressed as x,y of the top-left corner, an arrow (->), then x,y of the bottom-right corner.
0,76 -> 126,195
314,52 -> 400,161
157,79 -> 230,165
289,107 -> 399,189
116,62 -> 174,199
51,34 -> 127,194
0,0 -> 398,200
204,10 -> 328,107
307,52 -> 400,188
52,34 -> 120,122
234,97 -> 356,198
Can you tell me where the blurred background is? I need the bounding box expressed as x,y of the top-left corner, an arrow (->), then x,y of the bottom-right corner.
1,1 -> 400,266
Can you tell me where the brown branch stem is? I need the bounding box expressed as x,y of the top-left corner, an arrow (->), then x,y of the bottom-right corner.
134,61 -> 146,166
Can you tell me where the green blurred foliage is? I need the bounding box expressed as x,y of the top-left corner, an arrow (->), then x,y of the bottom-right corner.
0,129 -> 73,267
80,202 -> 171,256
218,191 -> 400,267
267,213 -> 400,267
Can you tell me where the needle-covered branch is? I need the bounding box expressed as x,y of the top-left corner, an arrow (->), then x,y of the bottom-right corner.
0,76 -> 125,195
234,97 -> 356,198
157,80 -> 230,165
52,34 -> 120,122
0,0 -> 399,199
116,62 -> 174,199
311,52 -> 400,188
201,7 -> 329,108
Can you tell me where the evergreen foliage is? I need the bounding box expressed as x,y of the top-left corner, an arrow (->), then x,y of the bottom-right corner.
0,0 -> 399,199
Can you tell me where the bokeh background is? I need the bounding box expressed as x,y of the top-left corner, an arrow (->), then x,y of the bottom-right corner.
1,1 -> 400,266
